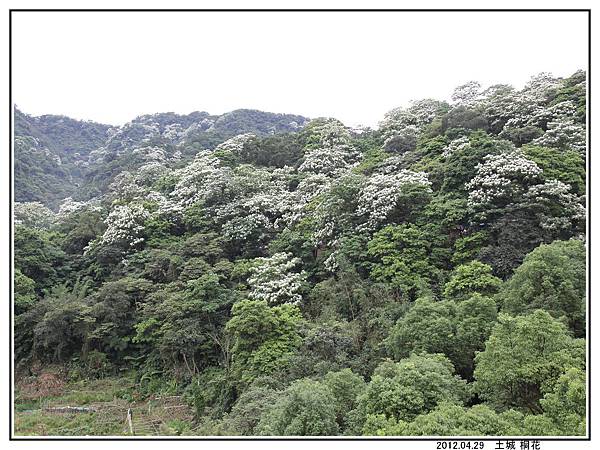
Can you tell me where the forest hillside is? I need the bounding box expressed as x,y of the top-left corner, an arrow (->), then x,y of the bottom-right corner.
13,70 -> 587,437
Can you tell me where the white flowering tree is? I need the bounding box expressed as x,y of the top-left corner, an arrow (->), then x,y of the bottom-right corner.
380,99 -> 448,134
488,73 -> 560,129
407,99 -> 449,126
171,150 -> 231,207
55,197 -> 103,224
298,144 -> 361,176
214,133 -> 256,158
281,173 -> 333,226
441,136 -> 470,158
99,203 -> 150,249
211,165 -> 296,242
309,173 -> 365,248
466,151 -> 543,210
497,98 -> 585,152
298,118 -> 360,176
14,202 -> 55,229
467,150 -> 585,240
471,72 -> 586,153
532,120 -> 586,155
107,171 -> 144,203
523,179 -> 586,234
145,191 -> 185,223
478,84 -> 518,132
248,252 -> 307,305
357,170 -> 432,231
136,161 -> 169,187
522,72 -> 561,103
57,197 -> 86,219
379,99 -> 447,154
451,81 -> 482,106
303,118 -> 352,148
131,145 -> 167,163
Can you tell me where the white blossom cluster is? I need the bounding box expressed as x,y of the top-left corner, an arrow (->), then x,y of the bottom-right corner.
524,179 -> 586,231
214,133 -> 256,156
44,149 -> 62,166
87,147 -> 111,164
500,99 -> 584,152
136,162 -> 169,186
357,170 -> 432,231
280,173 -> 334,226
299,119 -> 361,177
295,173 -> 332,202
248,252 -> 307,305
99,203 -> 150,248
466,148 -> 585,233
379,99 -> 447,134
220,210 -> 274,241
466,73 -> 586,154
407,99 -> 448,126
171,150 -> 231,207
493,73 -> 561,126
375,155 -> 408,174
306,173 -> 365,248
14,201 -> 55,228
533,100 -> 578,125
466,151 -> 543,208
107,172 -> 145,203
145,191 -> 185,222
178,119 -> 216,145
14,136 -> 59,167
441,136 -> 470,158
532,120 -> 586,154
131,146 -> 167,163
523,72 -> 562,103
56,197 -> 102,222
162,123 -> 184,141
103,121 -> 161,150
310,197 -> 344,247
14,135 -> 39,149
298,144 -> 361,176
378,99 -> 447,154
477,84 -> 519,130
451,81 -> 482,106
323,252 -> 341,273
212,165 -> 296,240
216,193 -> 287,241
305,118 -> 352,148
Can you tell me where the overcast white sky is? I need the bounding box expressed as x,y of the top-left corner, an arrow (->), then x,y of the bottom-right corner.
11,11 -> 588,128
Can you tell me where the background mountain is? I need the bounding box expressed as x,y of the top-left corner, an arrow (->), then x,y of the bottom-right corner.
14,107 -> 309,208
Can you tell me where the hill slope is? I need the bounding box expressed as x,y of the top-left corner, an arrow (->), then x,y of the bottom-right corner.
14,108 -> 309,208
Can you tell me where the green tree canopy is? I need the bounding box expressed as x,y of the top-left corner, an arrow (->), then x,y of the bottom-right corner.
226,299 -> 303,385
473,310 -> 585,413
357,353 -> 469,424
256,378 -> 339,436
500,239 -> 586,336
443,261 -> 502,301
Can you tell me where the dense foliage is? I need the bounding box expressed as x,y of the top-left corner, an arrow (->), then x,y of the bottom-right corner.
13,71 -> 587,437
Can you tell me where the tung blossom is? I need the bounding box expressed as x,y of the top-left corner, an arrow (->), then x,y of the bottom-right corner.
248,252 -> 307,305
14,201 -> 55,229
171,150 -> 230,207
100,203 -> 150,248
298,144 -> 361,176
357,170 -> 432,231
466,151 -> 543,208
